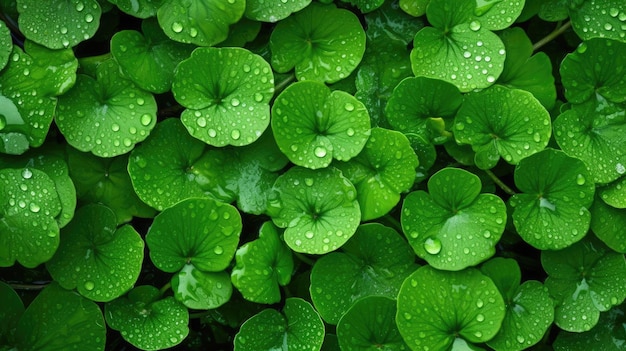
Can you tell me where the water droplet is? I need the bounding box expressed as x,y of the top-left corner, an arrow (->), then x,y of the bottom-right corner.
304,178 -> 314,186
476,299 -> 484,308
60,27 -> 68,34
314,146 -> 327,158
111,123 -> 120,132
172,22 -> 183,33
516,335 -> 525,343
84,281 -> 95,291
305,231 -> 314,239
254,93 -> 263,102
208,129 -> 217,137
123,138 -> 132,147
214,246 -> 224,255
230,98 -> 240,107
231,129 -> 241,140
604,23 -> 613,31
576,174 -> 586,185
487,75 -> 495,83
29,203 -> 40,213
189,27 -> 198,38
76,2 -> 85,11
476,314 -> 485,322
344,103 -> 355,111
463,51 -> 472,58
85,14 -> 94,23
196,117 -> 207,127
616,163 -> 625,174
22,169 -> 33,179
423,237 -> 442,255
469,21 -> 481,31
346,128 -> 355,136
140,114 -> 152,126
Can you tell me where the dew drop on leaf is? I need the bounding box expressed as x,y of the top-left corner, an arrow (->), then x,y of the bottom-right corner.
84,281 -> 95,291
314,146 -> 327,158
172,22 -> 183,33
423,237 -> 442,255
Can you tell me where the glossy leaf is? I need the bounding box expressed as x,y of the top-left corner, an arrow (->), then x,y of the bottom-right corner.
105,285 -> 189,350
267,166 -> 361,254
244,0 -> 310,22
172,265 -> 232,309
401,168 -> 507,271
172,47 -> 274,147
509,149 -> 594,250
364,0 -> 424,45
310,223 -> 418,324
0,281 -> 24,344
553,304 -> 626,351
453,85 -> 551,169
270,2 -> 366,83
46,204 -> 144,302
231,222 -> 294,304
398,0 -> 428,17
590,195 -> 626,253
234,297 -> 325,351
541,236 -> 626,332
109,0 -> 163,18
0,19 -> 11,71
396,266 -> 506,350
334,128 -> 418,221
598,176 -> 626,208
16,0 -> 101,49
569,0 -> 626,43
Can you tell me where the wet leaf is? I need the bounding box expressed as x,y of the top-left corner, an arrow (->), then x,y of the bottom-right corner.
569,0 -> 626,43
109,0 -> 163,18
0,19 -> 11,71
341,0 -> 384,13
172,265 -> 232,309
365,0 -> 424,44
244,0 -> 310,22
398,0 -> 428,17
553,304 -> 626,351
598,176 -> 626,208
590,196 -> 626,253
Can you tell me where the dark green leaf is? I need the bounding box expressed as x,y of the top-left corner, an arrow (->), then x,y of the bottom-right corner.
591,195 -> 626,253
109,0 -> 163,18
0,281 -> 24,344
172,266 -> 232,309
554,304 -> 626,351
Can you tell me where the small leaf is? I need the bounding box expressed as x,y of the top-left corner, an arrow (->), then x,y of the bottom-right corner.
398,0 -> 428,17
244,0 -> 310,22
231,222 -> 294,304
267,166 -> 361,254
590,195 -> 626,253
0,19 -> 12,71
509,148 -> 594,250
569,0 -> 626,43
598,176 -> 626,208
105,285 -> 189,350
310,223 -> 418,324
553,304 -> 626,351
172,265 -> 232,309
270,2 -> 366,83
0,281 -> 24,345
46,204 -> 144,302
401,168 -> 507,271
234,297 -> 325,351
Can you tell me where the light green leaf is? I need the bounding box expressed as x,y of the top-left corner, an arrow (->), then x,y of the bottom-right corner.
244,0 -> 310,22
0,20 -> 12,71
590,196 -> 626,253
553,304 -> 626,351
109,0 -> 163,18
569,0 -> 626,43
172,265 -> 232,309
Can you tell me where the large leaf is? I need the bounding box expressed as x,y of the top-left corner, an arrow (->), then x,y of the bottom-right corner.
569,0 -> 626,43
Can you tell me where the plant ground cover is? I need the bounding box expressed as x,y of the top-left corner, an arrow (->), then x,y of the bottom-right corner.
1,0 -> 626,350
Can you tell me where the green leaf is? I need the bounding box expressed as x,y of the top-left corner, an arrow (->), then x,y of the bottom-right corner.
109,0 -> 163,18
453,85 -> 552,169
172,265 -> 232,309
598,176 -> 626,208
234,297 -> 325,351
13,283 -> 106,350
105,285 -> 189,350
217,17 -> 262,47
0,281 -> 24,344
231,221 -> 294,304
244,0 -> 310,22
396,266 -> 506,350
334,128 -> 418,221
541,236 -> 626,332
509,148 -> 594,250
46,204 -> 144,302
16,0 -> 101,49
111,19 -> 194,94
267,166 -> 361,254
569,0 -> 626,43
341,0 -> 384,13
157,0 -> 244,46
365,0 -> 424,44
401,168 -> 507,271
386,77 -> 462,144
146,198 -> 241,273
337,296 -> 409,351
56,59 -> 157,157
538,0 -> 569,22
270,2 -> 366,83
468,0 -> 525,31
272,81 -> 371,169
560,39 -> 626,104
172,47 -> 274,147
553,304 -> 626,351
406,133 -> 437,183
0,20 -> 11,71
590,195 -> 626,253
0,168 -> 61,268
497,27 -> 556,109
310,223 -> 418,324
398,0 -> 428,17
481,258 -> 554,351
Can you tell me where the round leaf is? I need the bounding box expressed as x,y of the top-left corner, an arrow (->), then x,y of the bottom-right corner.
157,0 -> 244,46
16,0 -> 101,49
0,19 -> 11,71
270,2 -> 366,83
105,285 -> 189,350
234,297 -> 325,351
172,47 -> 274,147
590,195 -> 626,253
553,304 -> 626,351
310,223 -> 418,324
334,127 -> 418,221
231,221 -> 294,304
541,236 -> 626,332
453,85 -> 552,169
569,0 -> 626,43
146,198 -> 242,273
271,81 -> 371,169
46,204 -> 144,302
244,0 -> 311,22
56,59 -> 157,157
598,176 -> 626,208
401,168 -> 507,271
396,266 -> 506,350
337,296 -> 409,351
509,148 -> 594,250
109,0 -> 163,18
267,166 -> 361,254
172,265 -> 232,309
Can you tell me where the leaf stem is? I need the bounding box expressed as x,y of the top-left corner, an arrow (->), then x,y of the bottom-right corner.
484,169 -> 516,196
532,20 -> 572,52
189,311 -> 211,319
381,214 -> 403,233
8,282 -> 48,290
274,73 -> 296,95
293,252 -> 316,266
159,281 -> 171,295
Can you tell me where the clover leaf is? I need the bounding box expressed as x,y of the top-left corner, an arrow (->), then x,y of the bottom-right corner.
46,204 -> 144,302
244,0 -> 310,22
111,18 -> 194,94
337,296 -> 409,351
590,195 -> 626,253
541,235 -> 626,332
497,27 -> 556,109
481,258 -> 554,351
12,283 -> 106,350
231,222 -> 294,304
109,0 -> 163,18
509,148 -> 594,250
0,281 -> 24,345
568,0 -> 626,43
0,168 -> 61,268
396,265 -> 506,350
0,19 -> 10,71
234,297 -> 325,351
553,304 -> 626,351
270,2 -> 366,83
172,47 -> 274,147
309,223 -> 418,324
267,166 -> 361,254
334,128 -> 418,221
16,0 -> 101,49
157,0 -> 244,46
56,59 -> 157,157
386,77 -> 462,144
105,285 -> 189,350
272,81 -> 371,169
453,85 -> 552,169
560,38 -> 626,104
401,167 -> 506,271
